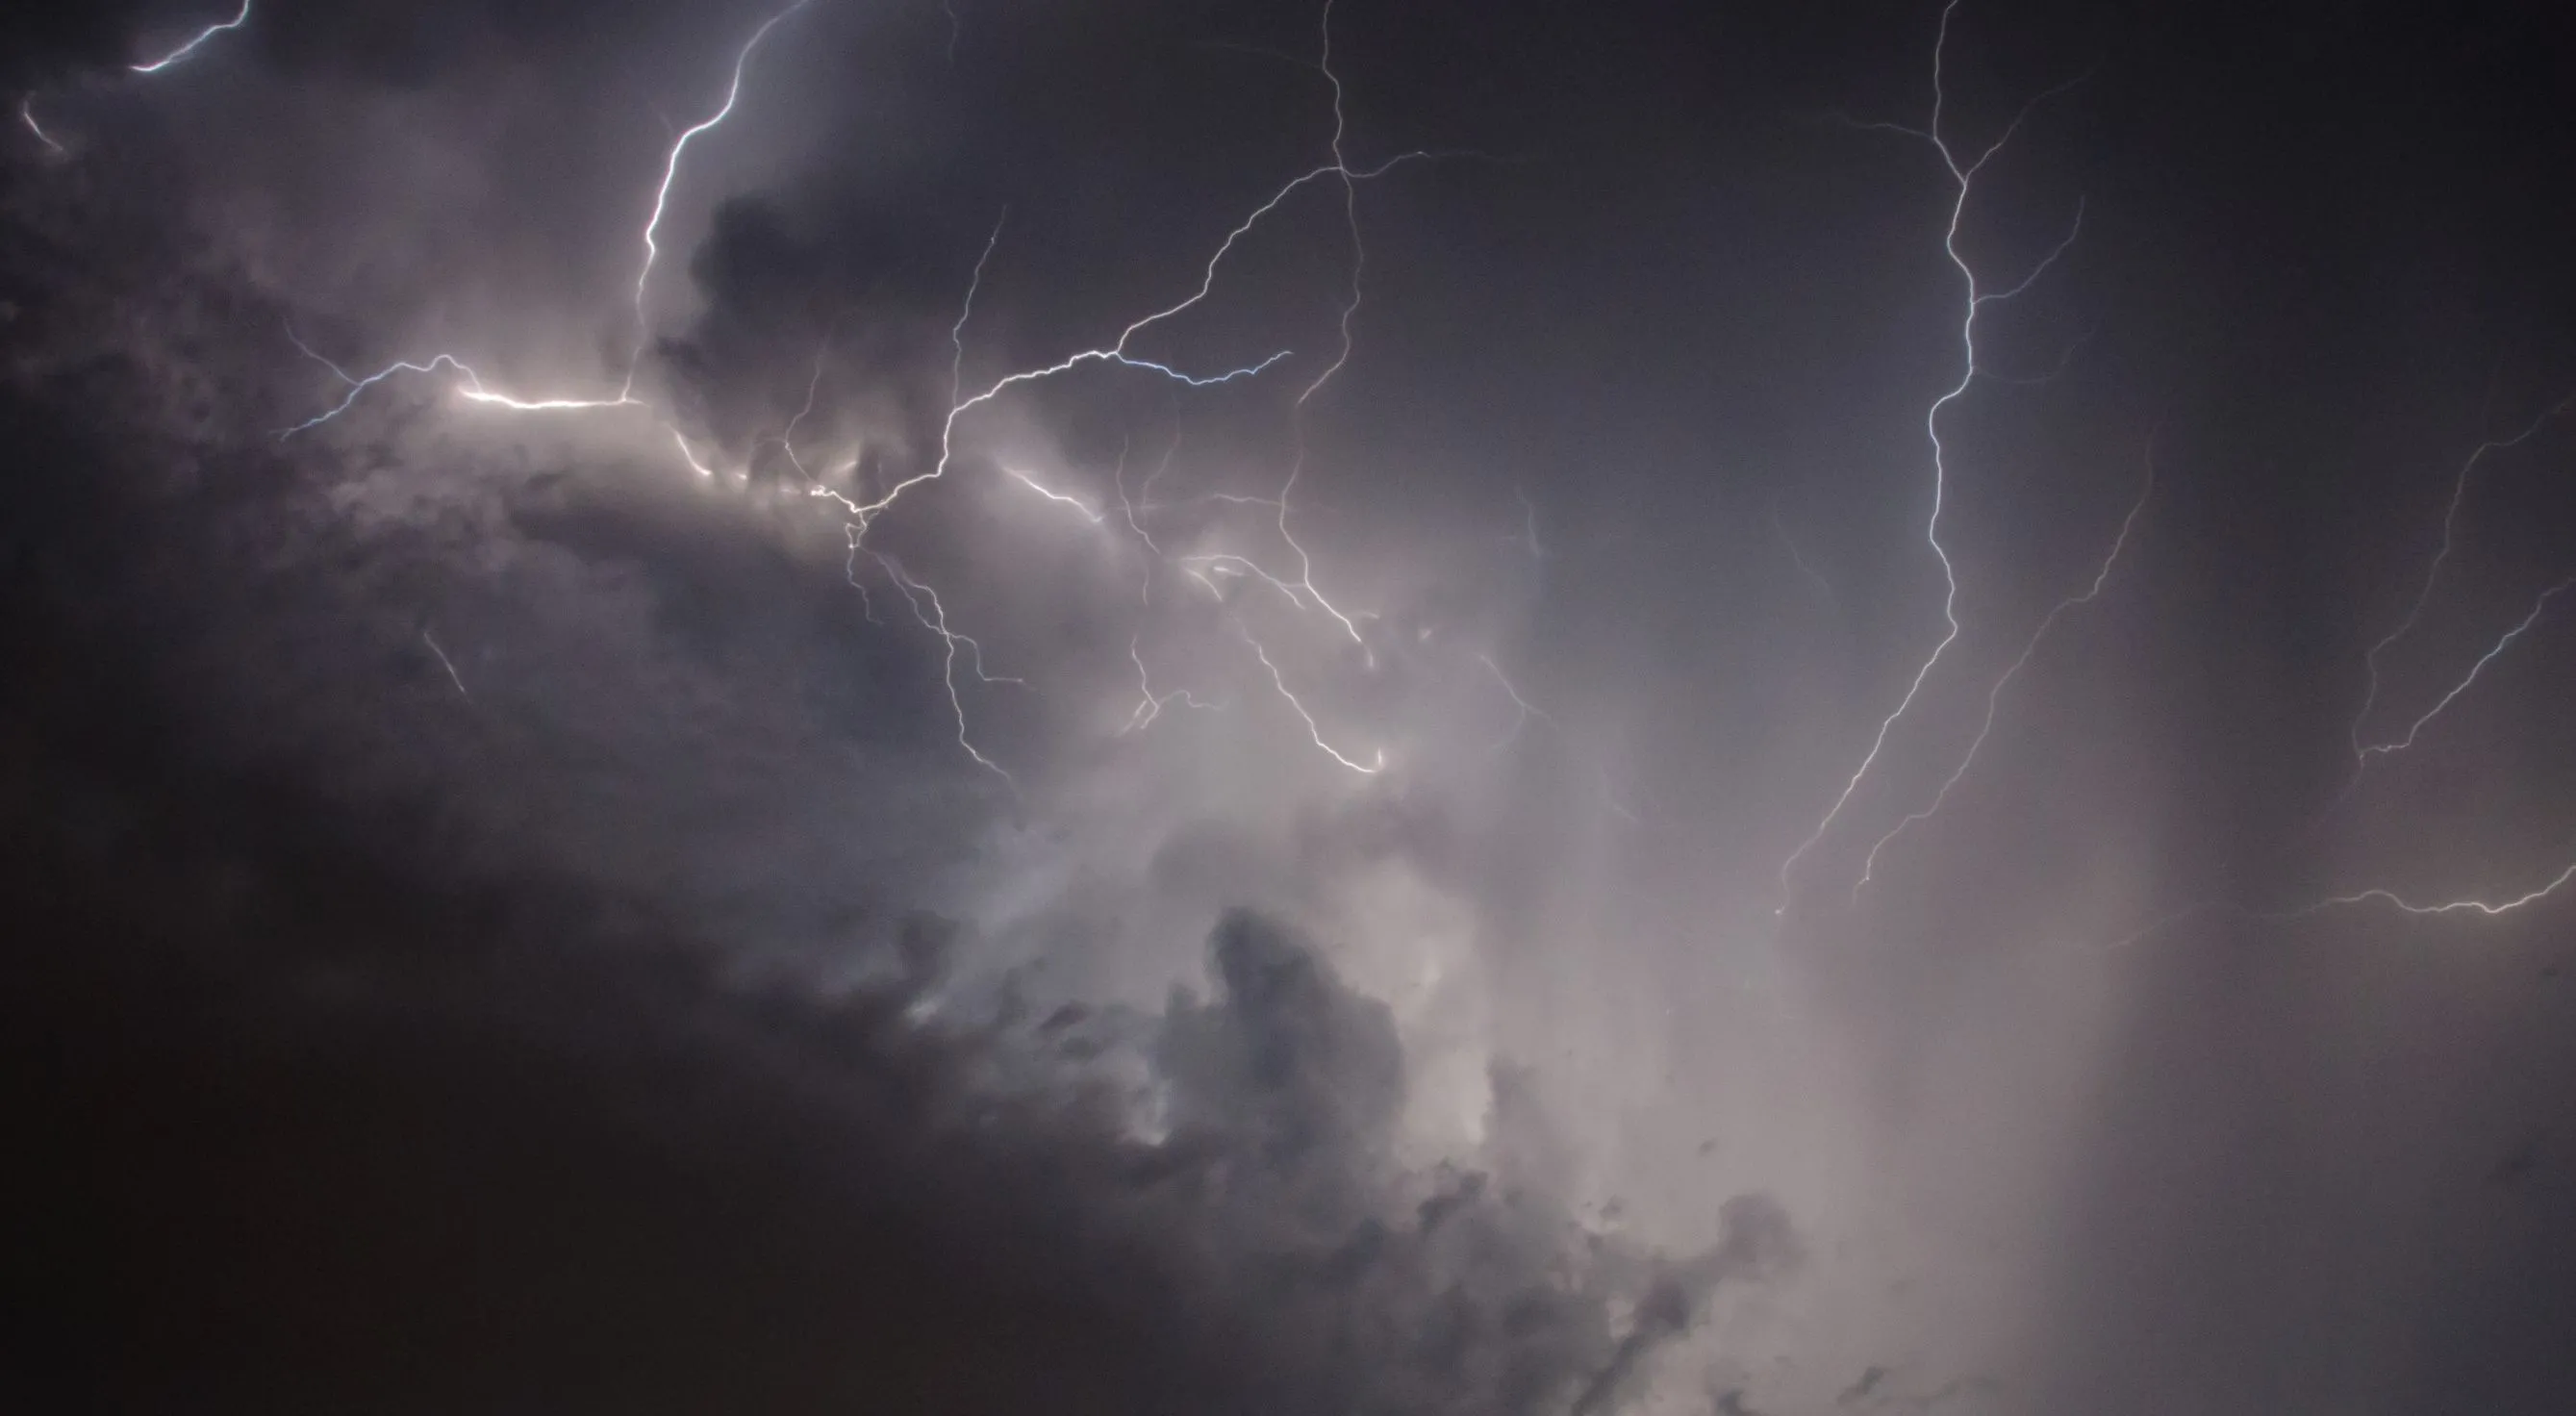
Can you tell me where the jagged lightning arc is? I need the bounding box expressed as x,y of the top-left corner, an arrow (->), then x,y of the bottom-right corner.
2338,391 -> 2576,795
804,0 -> 1497,780
281,0 -> 819,440
15,0 -> 252,156
621,0 -> 815,400
2349,576 -> 2573,774
18,96 -> 63,154
130,0 -> 255,75
2102,397 -> 2576,948
1854,441 -> 2153,898
1773,0 -> 2086,913
270,0 -> 1442,780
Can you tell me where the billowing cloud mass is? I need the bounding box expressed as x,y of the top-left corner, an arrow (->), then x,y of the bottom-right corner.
10,0 -> 2576,1412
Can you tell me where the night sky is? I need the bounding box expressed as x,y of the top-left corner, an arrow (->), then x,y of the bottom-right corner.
7,1 -> 2575,1411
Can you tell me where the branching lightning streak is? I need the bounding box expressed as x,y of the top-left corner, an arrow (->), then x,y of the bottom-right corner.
131,0 -> 254,75
281,351 -> 642,438
1478,651 -> 1555,749
268,0 -> 1438,780
830,208 -> 1308,538
1773,0 -> 2086,912
867,550 -> 1020,784
2342,391 -> 2576,777
1267,0 -> 1376,658
794,3 -> 1466,773
1121,634 -> 1223,734
2349,575 -> 2574,777
623,0 -> 814,398
1855,445 -> 2153,898
282,5 -> 809,444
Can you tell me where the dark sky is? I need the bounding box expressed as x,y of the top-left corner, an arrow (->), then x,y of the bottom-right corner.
7,1 -> 2575,1412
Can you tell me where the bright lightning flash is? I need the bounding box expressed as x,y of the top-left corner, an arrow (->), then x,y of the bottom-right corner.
131,1 -> 256,75
1774,0 -> 2086,913
1854,441 -> 2152,898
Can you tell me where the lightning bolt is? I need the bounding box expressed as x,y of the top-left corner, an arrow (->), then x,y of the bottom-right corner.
624,0 -> 815,399
791,3 -> 1478,774
1855,442 -> 2153,898
1004,467 -> 1108,524
261,0 -> 1452,779
420,628 -> 470,701
1240,623 -> 1383,774
1120,634 -> 1224,735
1769,496 -> 1835,605
2104,847 -> 2576,953
284,1 -> 811,440
2348,575 -> 2574,779
866,549 -> 1022,785
19,95 -> 63,155
2340,390 -> 2576,785
1478,651 -> 1556,750
1774,0 -> 2086,914
131,0 -> 255,75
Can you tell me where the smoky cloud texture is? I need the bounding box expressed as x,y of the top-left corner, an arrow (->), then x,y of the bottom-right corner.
10,1 -> 2576,1413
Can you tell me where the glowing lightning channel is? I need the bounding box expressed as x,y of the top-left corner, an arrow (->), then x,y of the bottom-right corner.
1855,445 -> 2154,898
2277,859 -> 2576,921
2350,574 -> 2574,774
792,6 -> 1457,779
1264,0 -> 1379,659
1773,0 -> 2087,913
2341,390 -> 2576,779
1770,497 -> 1835,604
19,96 -> 63,155
623,0 -> 815,398
2104,849 -> 2576,952
130,0 -> 254,75
1241,625 -> 1383,774
1004,467 -> 1107,524
280,351 -> 639,438
421,629 -> 470,700
282,9 -> 813,442
1121,634 -> 1224,734
867,550 -> 1021,785
1478,650 -> 1556,750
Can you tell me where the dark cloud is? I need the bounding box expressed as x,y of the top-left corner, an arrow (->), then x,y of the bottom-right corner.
12,0 -> 2576,1411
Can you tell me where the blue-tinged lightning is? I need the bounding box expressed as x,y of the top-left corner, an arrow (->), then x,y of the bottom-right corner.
1774,0 -> 2087,913
131,0 -> 255,75
1854,441 -> 2152,898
